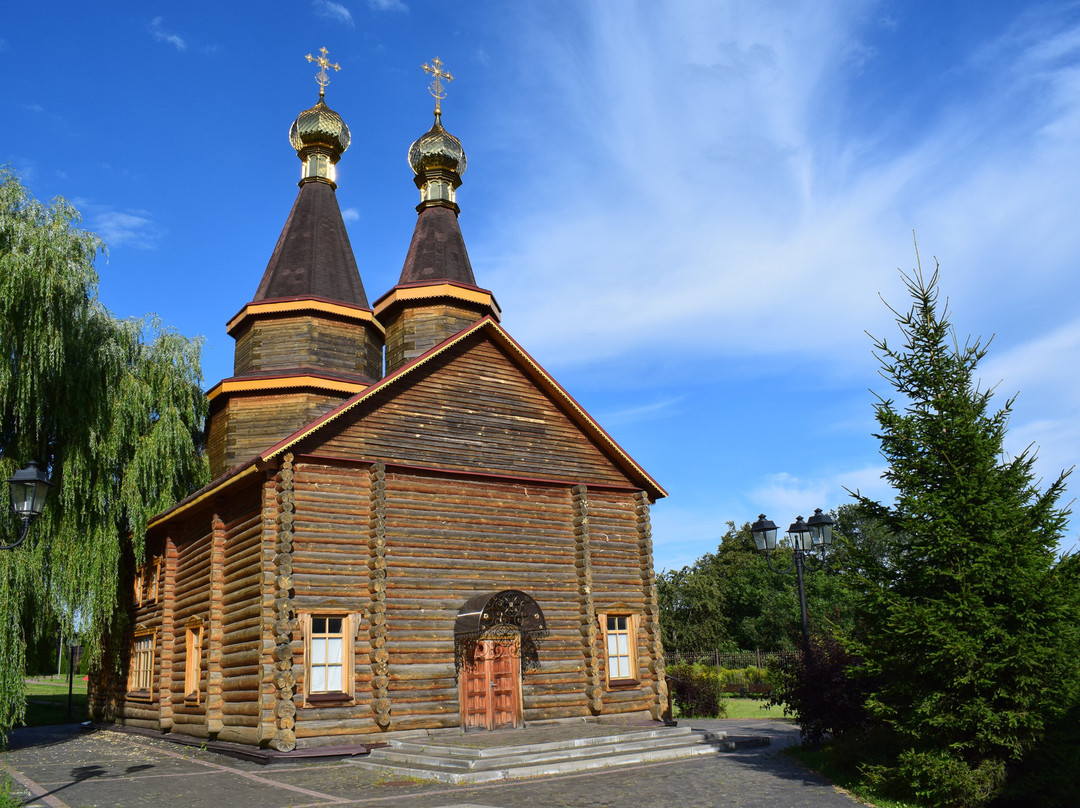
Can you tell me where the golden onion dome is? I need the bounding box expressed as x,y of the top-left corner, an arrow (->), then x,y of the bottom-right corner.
408,113 -> 466,177
289,98 -> 351,157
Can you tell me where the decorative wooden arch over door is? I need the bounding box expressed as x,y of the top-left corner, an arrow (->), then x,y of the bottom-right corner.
454,590 -> 548,731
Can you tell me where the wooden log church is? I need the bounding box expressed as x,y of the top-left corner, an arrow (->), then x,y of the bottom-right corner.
100,52 -> 669,752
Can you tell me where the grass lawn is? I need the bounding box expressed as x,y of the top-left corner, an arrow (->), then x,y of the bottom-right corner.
673,698 -> 790,720
723,698 -> 789,720
22,677 -> 89,727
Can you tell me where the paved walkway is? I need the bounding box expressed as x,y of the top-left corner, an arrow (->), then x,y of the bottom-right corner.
2,720 -> 862,808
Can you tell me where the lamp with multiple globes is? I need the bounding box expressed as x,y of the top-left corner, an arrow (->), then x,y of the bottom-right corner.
750,508 -> 835,647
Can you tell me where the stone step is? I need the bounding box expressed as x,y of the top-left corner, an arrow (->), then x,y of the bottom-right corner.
385,726 -> 699,761
350,728 -> 768,784
373,731 -> 713,771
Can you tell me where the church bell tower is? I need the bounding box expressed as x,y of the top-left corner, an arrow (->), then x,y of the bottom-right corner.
204,49 -> 384,477
374,57 -> 500,375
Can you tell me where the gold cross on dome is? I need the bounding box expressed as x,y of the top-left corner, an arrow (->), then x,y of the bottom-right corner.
422,56 -> 454,114
306,46 -> 342,96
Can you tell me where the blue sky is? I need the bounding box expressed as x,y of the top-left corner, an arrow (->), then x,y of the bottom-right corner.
5,1 -> 1080,570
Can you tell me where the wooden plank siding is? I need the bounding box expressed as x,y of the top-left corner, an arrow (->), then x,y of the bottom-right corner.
309,337 -> 630,487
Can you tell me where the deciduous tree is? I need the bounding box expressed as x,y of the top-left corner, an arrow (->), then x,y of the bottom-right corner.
0,168 -> 208,733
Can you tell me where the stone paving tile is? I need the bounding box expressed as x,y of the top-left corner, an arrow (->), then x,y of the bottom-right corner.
2,720 -> 862,808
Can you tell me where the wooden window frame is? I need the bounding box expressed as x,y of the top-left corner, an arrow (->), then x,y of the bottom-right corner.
133,558 -> 161,608
300,612 -> 358,706
184,619 -> 203,705
149,557 -> 161,604
127,629 -> 156,701
599,612 -> 640,688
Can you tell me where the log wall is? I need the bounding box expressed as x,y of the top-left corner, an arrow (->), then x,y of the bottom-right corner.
379,472 -> 585,730
233,314 -> 382,382
588,489 -> 656,715
383,301 -> 488,375
114,324 -> 667,745
117,541 -> 168,729
216,481 -> 265,745
168,517 -> 214,737
157,534 -> 178,730
207,391 -> 347,477
288,460 -> 377,747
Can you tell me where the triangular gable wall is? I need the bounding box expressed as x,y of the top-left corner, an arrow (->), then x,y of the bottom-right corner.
298,334 -> 636,488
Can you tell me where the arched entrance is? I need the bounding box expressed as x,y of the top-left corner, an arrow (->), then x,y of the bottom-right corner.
454,590 -> 548,731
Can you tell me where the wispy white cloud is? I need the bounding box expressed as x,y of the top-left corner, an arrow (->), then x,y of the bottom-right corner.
483,2 -> 1080,389
466,2 -> 1080,564
368,0 -> 407,11
598,396 -> 684,426
748,464 -> 890,522
341,207 -> 361,222
313,1 -> 354,26
74,200 -> 162,249
149,17 -> 186,51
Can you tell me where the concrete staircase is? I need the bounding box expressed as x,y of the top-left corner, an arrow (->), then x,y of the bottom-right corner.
349,725 -> 769,784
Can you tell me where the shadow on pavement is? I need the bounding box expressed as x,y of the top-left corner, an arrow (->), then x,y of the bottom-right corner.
2,722 -> 88,752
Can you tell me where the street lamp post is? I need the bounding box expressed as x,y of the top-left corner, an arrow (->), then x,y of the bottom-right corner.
3,460 -> 52,550
750,508 -> 835,648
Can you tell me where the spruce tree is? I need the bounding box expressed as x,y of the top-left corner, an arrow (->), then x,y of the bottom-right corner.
848,259 -> 1080,807
0,168 -> 208,733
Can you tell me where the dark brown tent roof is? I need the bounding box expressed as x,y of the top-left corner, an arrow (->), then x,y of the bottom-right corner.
254,180 -> 370,307
398,204 -> 476,286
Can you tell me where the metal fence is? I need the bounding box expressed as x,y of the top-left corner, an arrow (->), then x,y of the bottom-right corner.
665,648 -> 798,672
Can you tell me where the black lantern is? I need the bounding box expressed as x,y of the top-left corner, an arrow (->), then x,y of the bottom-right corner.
787,516 -> 813,551
807,507 -> 835,548
750,514 -> 778,552
750,508 -> 834,648
4,460 -> 52,550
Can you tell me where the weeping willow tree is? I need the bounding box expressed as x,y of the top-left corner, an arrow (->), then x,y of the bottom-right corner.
0,167 -> 209,733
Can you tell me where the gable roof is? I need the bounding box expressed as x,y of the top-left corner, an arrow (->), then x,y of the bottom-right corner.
261,317 -> 666,499
148,318 -> 666,531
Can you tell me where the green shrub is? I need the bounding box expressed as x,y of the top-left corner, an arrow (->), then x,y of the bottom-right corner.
666,662 -> 727,718
718,666 -> 765,685
767,632 -> 871,745
897,750 -> 1005,808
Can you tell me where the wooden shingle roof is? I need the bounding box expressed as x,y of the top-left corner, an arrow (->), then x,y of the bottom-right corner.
254,180 -> 370,307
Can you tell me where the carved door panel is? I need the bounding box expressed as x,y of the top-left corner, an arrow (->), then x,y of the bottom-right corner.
460,639 -> 521,731
462,640 -> 491,731
490,641 -> 518,729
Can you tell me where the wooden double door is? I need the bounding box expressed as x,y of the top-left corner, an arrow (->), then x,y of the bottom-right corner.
460,639 -> 522,731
